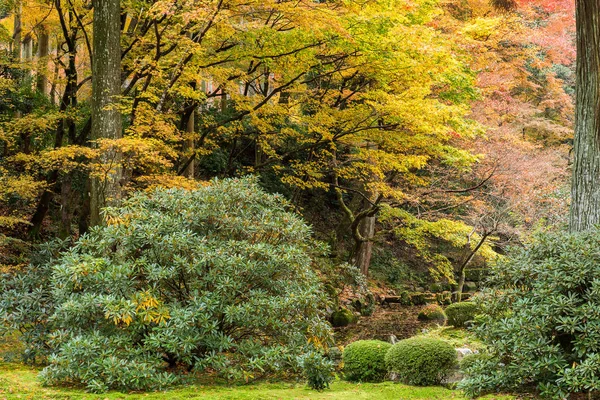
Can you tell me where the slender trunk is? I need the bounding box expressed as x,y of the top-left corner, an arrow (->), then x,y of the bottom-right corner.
570,1 -> 600,231
90,0 -> 123,226
456,233 -> 490,302
37,27 -> 49,94
59,177 -> 72,239
183,107 -> 195,178
12,1 -> 21,60
355,215 -> 376,277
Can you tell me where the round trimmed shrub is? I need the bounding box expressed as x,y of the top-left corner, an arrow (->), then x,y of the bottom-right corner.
417,304 -> 446,322
385,337 -> 457,386
445,302 -> 478,328
342,340 -> 392,382
331,309 -> 356,327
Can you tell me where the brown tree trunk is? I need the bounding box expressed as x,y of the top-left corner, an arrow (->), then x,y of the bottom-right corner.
183,107 -> 195,178
37,27 -> 49,94
90,0 -> 123,226
355,215 -> 376,277
570,1 -> 600,231
456,232 -> 490,302
12,1 -> 21,60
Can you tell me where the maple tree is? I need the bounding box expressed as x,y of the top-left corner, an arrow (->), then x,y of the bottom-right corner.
0,0 -> 574,286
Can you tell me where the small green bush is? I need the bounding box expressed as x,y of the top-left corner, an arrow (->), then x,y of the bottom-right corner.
385,337 -> 457,386
331,309 -> 356,327
417,304 -> 446,322
299,351 -> 335,391
342,340 -> 392,382
445,302 -> 478,328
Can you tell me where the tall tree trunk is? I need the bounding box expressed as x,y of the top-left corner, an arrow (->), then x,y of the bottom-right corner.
183,107 -> 195,178
456,232 -> 490,302
90,0 -> 123,226
355,215 -> 376,277
12,1 -> 21,60
37,26 -> 49,94
570,1 -> 600,231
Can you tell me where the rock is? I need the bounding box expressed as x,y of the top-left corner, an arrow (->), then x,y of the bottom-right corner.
456,347 -> 473,360
389,334 -> 398,344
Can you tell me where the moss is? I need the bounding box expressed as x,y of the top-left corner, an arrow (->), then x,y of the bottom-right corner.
331,309 -> 357,328
445,302 -> 478,328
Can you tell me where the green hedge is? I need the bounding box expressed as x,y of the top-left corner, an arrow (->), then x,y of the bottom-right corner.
385,337 -> 457,386
417,304 -> 446,322
343,340 -> 392,382
445,302 -> 478,328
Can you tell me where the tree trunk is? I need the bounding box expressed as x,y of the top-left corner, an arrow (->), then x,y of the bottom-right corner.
90,0 -> 123,226
12,1 -> 21,60
355,215 -> 376,277
456,232 -> 490,302
37,27 -> 49,94
570,1 -> 600,231
183,107 -> 195,178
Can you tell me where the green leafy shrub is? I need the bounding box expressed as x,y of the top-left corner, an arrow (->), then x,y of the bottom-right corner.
0,238 -> 69,364
299,351 -> 335,391
459,231 -> 600,399
331,309 -> 356,327
459,352 -> 490,372
38,177 -> 333,392
385,337 -> 457,386
445,302 -> 478,328
417,304 -> 446,322
342,340 -> 392,382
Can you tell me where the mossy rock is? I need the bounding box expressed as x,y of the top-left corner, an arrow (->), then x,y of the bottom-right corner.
463,281 -> 478,292
331,309 -> 357,327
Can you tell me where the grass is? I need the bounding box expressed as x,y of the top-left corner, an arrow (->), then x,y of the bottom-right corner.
0,362 -> 517,400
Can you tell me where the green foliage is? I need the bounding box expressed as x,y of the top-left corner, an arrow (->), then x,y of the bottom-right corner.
331,309 -> 357,328
417,304 -> 447,322
299,351 -> 335,391
0,238 -> 69,364
459,231 -> 600,399
343,340 -> 392,382
385,337 -> 457,386
445,302 -> 478,328
38,177 -> 333,392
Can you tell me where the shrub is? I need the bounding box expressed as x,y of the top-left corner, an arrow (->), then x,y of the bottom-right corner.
459,231 -> 600,399
445,302 -> 478,328
417,304 -> 446,322
385,337 -> 457,386
342,340 -> 392,382
0,238 -> 69,364
37,177 -> 333,392
331,309 -> 356,327
299,351 -> 335,391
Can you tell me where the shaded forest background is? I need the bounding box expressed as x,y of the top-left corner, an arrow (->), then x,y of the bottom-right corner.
0,0 -> 575,295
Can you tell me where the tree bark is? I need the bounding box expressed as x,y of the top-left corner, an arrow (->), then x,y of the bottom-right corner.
355,215 -> 376,277
90,0 -> 123,226
12,1 -> 21,60
570,1 -> 600,231
36,27 -> 49,94
183,107 -> 195,178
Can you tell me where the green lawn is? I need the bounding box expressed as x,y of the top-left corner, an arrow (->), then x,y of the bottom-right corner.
0,362 -> 515,400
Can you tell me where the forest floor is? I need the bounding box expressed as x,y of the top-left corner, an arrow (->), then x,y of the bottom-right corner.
0,362 -> 517,400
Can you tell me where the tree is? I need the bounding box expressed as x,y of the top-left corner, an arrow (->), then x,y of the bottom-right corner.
570,1 -> 600,232
90,0 -> 122,226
